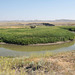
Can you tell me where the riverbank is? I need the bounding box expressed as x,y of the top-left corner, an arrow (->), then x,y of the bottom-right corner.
29,40 -> 73,46
0,40 -> 74,46
0,42 -> 6,45
0,51 -> 75,75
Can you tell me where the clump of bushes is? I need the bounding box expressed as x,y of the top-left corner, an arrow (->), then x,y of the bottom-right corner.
0,26 -> 74,45
61,26 -> 75,31
30,26 -> 36,28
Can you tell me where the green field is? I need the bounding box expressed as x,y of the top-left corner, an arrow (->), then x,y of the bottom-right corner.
0,26 -> 75,45
61,26 -> 75,31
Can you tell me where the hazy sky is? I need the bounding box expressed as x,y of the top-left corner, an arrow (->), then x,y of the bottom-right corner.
0,0 -> 75,20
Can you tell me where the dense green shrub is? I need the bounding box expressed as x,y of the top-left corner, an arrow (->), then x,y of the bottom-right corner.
0,26 -> 74,45
61,26 -> 75,31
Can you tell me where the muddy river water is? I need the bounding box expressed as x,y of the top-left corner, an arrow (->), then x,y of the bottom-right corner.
0,40 -> 75,57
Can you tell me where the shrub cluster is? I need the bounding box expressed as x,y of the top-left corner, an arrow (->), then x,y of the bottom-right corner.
0,26 -> 74,45
61,26 -> 75,31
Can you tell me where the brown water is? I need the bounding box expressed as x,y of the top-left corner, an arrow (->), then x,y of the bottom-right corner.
0,41 -> 75,57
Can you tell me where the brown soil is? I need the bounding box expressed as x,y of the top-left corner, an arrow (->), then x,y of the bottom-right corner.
29,41 -> 71,46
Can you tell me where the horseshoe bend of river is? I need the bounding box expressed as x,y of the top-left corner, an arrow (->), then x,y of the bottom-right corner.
0,40 -> 75,57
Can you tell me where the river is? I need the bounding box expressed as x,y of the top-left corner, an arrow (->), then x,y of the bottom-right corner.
0,40 -> 75,57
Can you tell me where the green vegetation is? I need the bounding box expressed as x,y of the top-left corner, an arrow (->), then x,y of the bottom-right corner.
0,26 -> 74,45
61,26 -> 75,31
30,25 -> 37,28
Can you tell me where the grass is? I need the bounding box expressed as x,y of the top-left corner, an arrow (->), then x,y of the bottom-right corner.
61,26 -> 75,31
0,51 -> 75,75
0,26 -> 74,45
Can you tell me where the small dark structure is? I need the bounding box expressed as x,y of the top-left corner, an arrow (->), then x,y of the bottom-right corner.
42,23 -> 55,26
26,23 -> 55,26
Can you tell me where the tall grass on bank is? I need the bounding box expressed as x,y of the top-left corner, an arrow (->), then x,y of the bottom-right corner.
0,26 -> 74,45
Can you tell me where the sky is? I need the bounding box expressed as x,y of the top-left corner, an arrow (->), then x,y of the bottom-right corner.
0,0 -> 75,21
